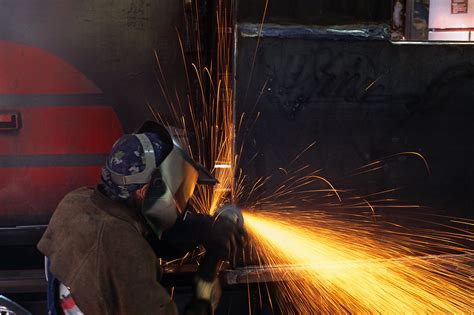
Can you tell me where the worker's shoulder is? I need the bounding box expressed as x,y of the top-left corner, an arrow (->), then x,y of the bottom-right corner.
56,186 -> 96,212
46,187 -> 96,223
38,187 -> 103,258
50,186 -> 147,240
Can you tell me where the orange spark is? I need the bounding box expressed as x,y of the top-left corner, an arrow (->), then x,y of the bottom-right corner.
244,210 -> 473,313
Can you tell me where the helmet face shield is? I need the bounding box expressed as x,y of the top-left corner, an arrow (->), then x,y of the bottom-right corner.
141,145 -> 200,238
107,121 -> 217,238
158,145 -> 200,213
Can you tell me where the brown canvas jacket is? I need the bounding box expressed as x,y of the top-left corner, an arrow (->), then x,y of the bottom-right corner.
37,187 -> 178,315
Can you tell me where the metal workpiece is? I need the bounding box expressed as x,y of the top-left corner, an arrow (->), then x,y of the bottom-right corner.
222,253 -> 474,285
161,253 -> 474,286
221,265 -> 297,285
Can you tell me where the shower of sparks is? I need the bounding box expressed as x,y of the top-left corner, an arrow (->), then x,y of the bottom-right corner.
150,0 -> 236,215
244,210 -> 473,313
151,0 -> 473,313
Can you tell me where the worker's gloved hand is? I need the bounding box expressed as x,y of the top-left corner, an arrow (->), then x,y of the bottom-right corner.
152,212 -> 212,259
196,205 -> 246,283
201,205 -> 246,268
184,277 -> 221,315
155,205 -> 246,265
182,205 -> 245,315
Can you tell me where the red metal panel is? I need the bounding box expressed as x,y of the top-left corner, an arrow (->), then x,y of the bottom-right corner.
0,167 -> 101,217
0,41 -> 124,225
0,41 -> 100,94
0,106 -> 122,155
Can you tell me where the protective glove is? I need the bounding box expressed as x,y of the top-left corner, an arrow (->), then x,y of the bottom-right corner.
184,276 -> 221,315
201,209 -> 246,268
151,207 -> 246,264
151,212 -> 212,260
175,205 -> 246,315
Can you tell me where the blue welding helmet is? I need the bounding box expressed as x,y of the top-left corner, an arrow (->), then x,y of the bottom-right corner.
107,121 -> 217,237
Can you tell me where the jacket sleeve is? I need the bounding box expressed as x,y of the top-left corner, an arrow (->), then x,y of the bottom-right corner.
100,220 -> 179,315
152,213 -> 214,260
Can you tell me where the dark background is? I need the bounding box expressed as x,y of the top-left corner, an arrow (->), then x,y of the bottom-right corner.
237,0 -> 392,24
235,36 -> 474,219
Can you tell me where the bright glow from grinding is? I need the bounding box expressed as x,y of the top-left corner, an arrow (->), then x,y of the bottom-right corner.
244,211 -> 473,313
215,164 -> 232,169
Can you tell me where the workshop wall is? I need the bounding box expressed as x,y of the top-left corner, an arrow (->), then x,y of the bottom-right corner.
235,34 -> 474,219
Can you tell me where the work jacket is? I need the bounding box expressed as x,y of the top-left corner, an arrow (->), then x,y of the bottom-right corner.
37,187 -> 178,315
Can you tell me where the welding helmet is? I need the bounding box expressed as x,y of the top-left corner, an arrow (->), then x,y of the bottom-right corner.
104,121 -> 216,238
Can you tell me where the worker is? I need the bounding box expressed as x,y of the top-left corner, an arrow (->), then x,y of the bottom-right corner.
37,121 -> 246,315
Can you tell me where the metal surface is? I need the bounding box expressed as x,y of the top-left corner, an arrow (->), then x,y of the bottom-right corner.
405,0 -> 415,40
0,0 -> 187,234
223,253 -> 474,285
234,34 -> 474,219
0,295 -> 32,315
0,270 -> 46,294
239,23 -> 389,40
0,0 -> 187,132
0,112 -> 21,131
0,226 -> 46,247
0,40 -> 123,228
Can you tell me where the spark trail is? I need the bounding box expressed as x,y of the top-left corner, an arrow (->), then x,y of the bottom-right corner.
244,210 -> 473,313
